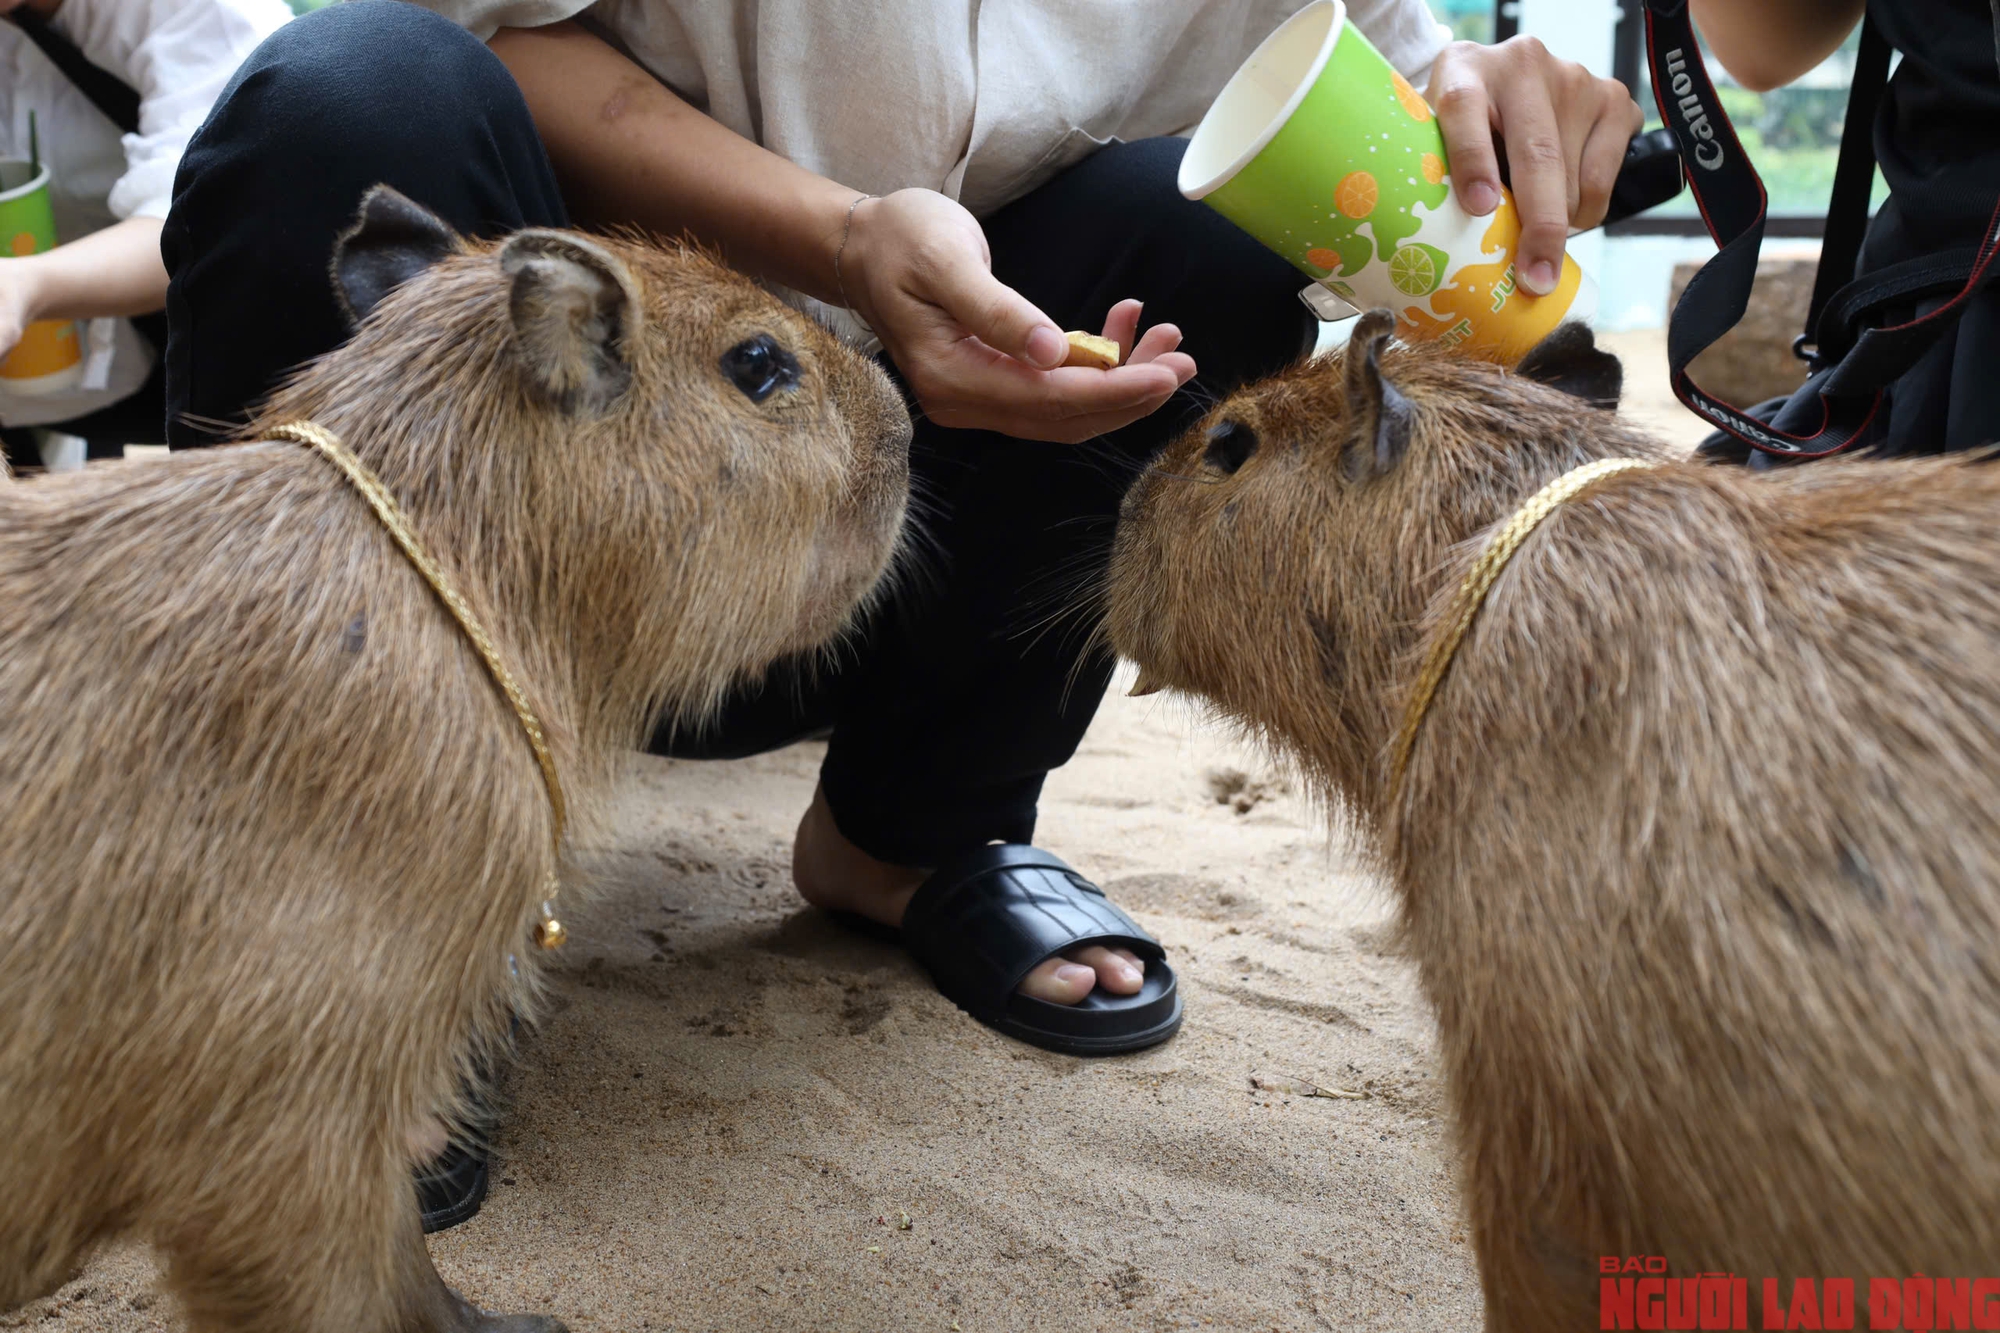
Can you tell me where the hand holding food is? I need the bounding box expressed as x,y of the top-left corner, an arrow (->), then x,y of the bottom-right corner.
836,189 -> 1194,443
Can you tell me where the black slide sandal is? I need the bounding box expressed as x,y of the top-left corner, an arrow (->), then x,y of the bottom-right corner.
414,1018 -> 516,1233
898,845 -> 1183,1057
417,1140 -> 489,1234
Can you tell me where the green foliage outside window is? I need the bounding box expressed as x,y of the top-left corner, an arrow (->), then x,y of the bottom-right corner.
1637,27 -> 1888,216
1432,0 -> 1494,44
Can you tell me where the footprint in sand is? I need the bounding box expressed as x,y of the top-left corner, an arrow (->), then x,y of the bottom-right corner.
1204,765 -> 1293,814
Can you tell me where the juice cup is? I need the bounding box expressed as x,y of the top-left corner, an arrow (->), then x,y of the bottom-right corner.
1179,1 -> 1596,365
0,159 -> 83,395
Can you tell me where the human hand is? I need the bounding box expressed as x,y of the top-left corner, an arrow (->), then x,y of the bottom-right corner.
1426,37 -> 1643,295
839,189 -> 1196,444
0,258 -> 37,362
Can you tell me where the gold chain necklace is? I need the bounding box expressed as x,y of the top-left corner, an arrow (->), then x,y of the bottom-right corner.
1388,457 -> 1660,804
267,420 -> 567,950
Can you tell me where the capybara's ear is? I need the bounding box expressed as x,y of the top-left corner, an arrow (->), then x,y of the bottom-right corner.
1516,322 -> 1622,409
1341,309 -> 1415,483
330,186 -> 462,327
498,231 -> 639,414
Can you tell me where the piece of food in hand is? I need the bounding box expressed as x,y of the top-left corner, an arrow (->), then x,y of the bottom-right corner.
1062,331 -> 1122,370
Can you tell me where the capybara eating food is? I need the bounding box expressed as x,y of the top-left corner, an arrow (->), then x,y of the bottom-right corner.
0,187 -> 910,1333
1106,309 -> 2000,1329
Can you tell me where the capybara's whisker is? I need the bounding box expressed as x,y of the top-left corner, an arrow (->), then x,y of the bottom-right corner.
1054,588 -> 1118,712
171,409 -> 252,441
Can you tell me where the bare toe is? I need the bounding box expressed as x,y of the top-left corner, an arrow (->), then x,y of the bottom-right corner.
1068,945 -> 1145,996
1017,955 -> 1098,1004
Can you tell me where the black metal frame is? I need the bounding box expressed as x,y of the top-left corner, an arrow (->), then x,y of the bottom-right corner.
1490,0 -> 1840,236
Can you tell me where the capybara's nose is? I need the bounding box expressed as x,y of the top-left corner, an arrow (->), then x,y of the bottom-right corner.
1203,418 -> 1259,475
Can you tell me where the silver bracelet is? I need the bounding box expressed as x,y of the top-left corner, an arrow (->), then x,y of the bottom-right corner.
833,192 -> 873,312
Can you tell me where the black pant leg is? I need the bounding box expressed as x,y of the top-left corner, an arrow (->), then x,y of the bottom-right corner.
800,137 -> 1310,866
162,0 -> 566,447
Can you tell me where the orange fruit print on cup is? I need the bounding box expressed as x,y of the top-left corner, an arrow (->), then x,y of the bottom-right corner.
1396,193 -> 1586,363
1391,70 -> 1432,123
1334,171 -> 1379,219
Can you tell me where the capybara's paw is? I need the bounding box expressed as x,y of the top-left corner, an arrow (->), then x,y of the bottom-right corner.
435,1284 -> 567,1333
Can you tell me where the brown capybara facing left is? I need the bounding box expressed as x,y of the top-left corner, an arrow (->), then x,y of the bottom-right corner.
0,188 -> 910,1332
1106,310 -> 2000,1329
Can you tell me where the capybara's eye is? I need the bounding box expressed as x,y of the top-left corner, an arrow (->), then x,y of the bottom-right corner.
720,333 -> 801,403
1203,419 -> 1258,476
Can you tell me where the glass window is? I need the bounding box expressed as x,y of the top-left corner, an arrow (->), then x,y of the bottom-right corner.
1631,20 -> 1887,216
1432,0 -> 1495,45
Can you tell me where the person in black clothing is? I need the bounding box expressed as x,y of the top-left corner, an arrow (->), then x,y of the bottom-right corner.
1694,0 -> 2000,455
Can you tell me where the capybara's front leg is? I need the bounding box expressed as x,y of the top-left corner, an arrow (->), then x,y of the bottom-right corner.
414,1264 -> 569,1333
161,1145 -> 564,1333
1468,1189 -> 1601,1333
1480,1259 -> 1581,1333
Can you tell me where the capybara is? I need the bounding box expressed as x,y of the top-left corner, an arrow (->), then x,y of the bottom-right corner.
0,187 -> 910,1332
1106,309 -> 2000,1329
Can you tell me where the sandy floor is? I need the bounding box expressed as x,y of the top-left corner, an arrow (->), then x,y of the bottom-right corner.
1597,326 -> 1716,453
7,335 -> 1710,1333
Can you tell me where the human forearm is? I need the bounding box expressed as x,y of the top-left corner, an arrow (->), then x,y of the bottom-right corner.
9,216 -> 167,323
488,21 -> 858,304
489,19 -> 1196,445
1691,0 -> 1865,92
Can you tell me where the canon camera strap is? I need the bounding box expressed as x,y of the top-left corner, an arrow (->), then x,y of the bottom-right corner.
1643,0 -> 2000,459
1797,13 -> 1891,371
5,13 -> 142,136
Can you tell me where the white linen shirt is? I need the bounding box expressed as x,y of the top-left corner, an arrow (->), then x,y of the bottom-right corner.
0,0 -> 292,427
412,0 -> 1450,342
2,0 -> 294,231
416,0 -> 1451,218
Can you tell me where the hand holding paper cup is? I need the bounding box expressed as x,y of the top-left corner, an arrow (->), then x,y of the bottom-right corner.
1178,0 -> 1595,366
0,159 -> 84,396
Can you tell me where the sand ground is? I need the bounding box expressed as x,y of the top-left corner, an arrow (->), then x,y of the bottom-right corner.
5,331 -> 1708,1333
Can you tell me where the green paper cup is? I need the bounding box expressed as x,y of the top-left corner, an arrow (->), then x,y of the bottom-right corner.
1179,1 -> 1595,365
0,159 -> 83,395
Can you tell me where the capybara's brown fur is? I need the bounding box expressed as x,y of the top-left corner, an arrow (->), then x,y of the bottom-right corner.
0,189 -> 909,1332
1106,311 -> 2000,1329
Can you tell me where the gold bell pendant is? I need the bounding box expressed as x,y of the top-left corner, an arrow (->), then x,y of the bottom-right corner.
533,879 -> 566,950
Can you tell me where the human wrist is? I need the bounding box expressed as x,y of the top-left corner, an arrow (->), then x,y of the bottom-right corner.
827,189 -> 939,328
830,191 -> 877,314
0,255 -> 48,326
